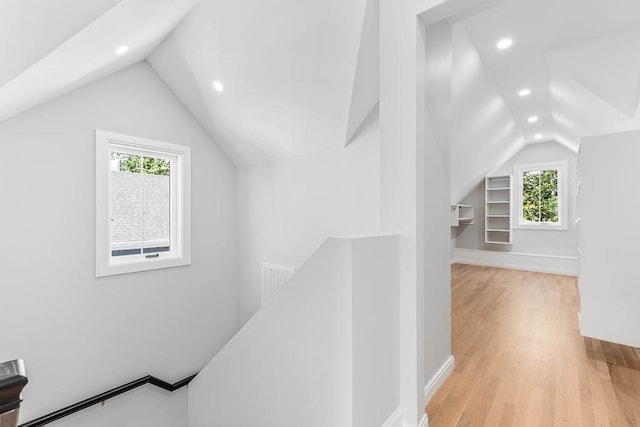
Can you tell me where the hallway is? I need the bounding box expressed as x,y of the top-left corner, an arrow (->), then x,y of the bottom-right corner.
426,264 -> 640,426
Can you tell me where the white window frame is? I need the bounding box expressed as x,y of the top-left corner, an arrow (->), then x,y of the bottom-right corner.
514,160 -> 567,231
96,130 -> 191,277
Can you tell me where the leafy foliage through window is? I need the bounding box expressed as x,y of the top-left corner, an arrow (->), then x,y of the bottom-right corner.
514,160 -> 567,230
521,169 -> 558,223
112,153 -> 171,176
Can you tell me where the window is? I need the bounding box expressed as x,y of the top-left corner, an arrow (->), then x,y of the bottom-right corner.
514,161 -> 567,230
96,130 -> 191,277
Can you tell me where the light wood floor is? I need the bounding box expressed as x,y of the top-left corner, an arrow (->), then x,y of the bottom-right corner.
426,264 -> 640,426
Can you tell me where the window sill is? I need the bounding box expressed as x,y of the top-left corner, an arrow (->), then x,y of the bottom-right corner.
96,254 -> 191,277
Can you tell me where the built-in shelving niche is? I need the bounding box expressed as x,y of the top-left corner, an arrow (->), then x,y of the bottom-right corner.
485,175 -> 512,244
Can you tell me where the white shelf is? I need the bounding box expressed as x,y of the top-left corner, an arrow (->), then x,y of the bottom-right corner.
485,175 -> 513,244
451,204 -> 474,226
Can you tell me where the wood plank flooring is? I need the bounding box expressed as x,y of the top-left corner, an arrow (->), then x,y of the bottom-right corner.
426,264 -> 640,427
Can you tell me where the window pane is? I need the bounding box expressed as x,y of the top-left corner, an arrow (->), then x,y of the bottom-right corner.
539,169 -> 558,222
521,168 -> 558,224
111,152 -> 142,256
522,171 -> 540,222
142,157 -> 171,253
111,152 -> 141,173
142,156 -> 171,176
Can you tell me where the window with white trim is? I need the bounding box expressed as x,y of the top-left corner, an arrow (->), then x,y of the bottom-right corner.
96,130 -> 191,277
514,161 -> 567,230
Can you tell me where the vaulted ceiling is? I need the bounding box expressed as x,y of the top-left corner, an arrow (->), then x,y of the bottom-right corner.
457,0 -> 640,153
0,0 -> 199,123
147,0 -> 374,164
3,0 -> 640,187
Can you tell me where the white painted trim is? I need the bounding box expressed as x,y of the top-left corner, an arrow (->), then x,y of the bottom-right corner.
95,129 -> 191,277
452,248 -> 578,276
383,407 -> 428,427
382,407 -> 403,427
424,355 -> 455,405
513,161 -> 568,231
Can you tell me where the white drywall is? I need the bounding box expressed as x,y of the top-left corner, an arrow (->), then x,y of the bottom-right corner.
345,0 -> 380,145
450,26 -> 525,203
456,141 -> 578,258
235,108 -> 380,327
351,235 -> 400,427
189,235 -> 400,427
0,61 -> 237,423
48,386 -> 187,427
380,1 -> 423,423
579,130 -> 640,348
422,18 -> 453,396
146,0 -> 366,165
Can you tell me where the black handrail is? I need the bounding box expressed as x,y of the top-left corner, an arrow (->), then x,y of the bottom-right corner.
19,373 -> 197,427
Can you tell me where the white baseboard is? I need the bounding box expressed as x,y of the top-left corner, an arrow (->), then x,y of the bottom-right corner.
382,408 -> 429,427
383,356 -> 452,427
452,248 -> 578,276
382,407 -> 403,427
424,355 -> 455,405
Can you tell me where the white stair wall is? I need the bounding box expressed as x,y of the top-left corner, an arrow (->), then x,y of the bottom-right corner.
188,235 -> 400,427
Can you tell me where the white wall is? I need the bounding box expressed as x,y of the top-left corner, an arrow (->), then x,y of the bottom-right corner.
235,108 -> 380,326
189,239 -> 353,427
579,130 -> 640,347
351,235 -> 400,427
422,18 -> 453,398
0,61 -> 237,423
456,141 -> 578,258
189,235 -> 400,427
380,1 -> 423,423
450,26 -> 525,203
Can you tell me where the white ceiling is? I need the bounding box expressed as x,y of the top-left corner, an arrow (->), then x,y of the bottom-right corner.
0,0 -> 121,87
148,0 -> 370,164
0,0 -> 198,123
1,0 -> 375,166
4,0 -> 640,173
456,0 -> 640,152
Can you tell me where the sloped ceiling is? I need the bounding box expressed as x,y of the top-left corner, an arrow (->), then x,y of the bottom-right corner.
1,0 -> 374,166
148,0 -> 368,164
0,0 -> 121,87
345,0 -> 379,146
450,26 -> 524,203
452,0 -> 640,200
8,0 -> 640,194
0,0 -> 199,123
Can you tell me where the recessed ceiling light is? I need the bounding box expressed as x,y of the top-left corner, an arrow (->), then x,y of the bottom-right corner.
519,88 -> 531,97
528,116 -> 538,123
497,38 -> 513,50
212,81 -> 224,93
115,45 -> 129,55
534,134 -> 543,139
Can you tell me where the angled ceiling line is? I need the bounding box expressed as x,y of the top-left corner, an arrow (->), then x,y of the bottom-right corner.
456,25 -> 526,147
345,0 -> 379,147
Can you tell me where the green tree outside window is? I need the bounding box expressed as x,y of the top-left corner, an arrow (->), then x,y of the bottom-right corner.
111,153 -> 170,176
522,169 -> 558,223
